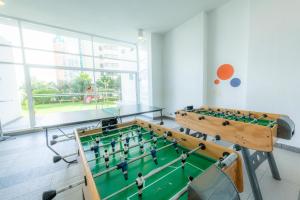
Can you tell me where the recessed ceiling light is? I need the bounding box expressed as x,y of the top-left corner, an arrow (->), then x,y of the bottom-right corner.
138,29 -> 144,41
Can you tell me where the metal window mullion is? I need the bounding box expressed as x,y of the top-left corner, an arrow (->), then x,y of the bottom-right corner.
17,20 -> 36,128
0,43 -> 22,48
0,61 -> 23,65
91,36 -> 99,109
135,44 -> 141,105
26,64 -> 138,74
26,64 -> 94,72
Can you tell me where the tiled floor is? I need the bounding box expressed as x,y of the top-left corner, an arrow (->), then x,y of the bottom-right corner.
0,117 -> 299,200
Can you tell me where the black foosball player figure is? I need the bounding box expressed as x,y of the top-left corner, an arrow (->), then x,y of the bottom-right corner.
90,141 -> 100,158
188,176 -> 194,185
136,172 -> 145,198
111,139 -> 116,153
125,135 -> 130,145
150,146 -> 158,165
103,149 -> 110,168
123,143 -> 129,160
181,151 -> 189,169
139,140 -> 144,153
163,131 -> 168,144
117,158 -> 129,180
95,136 -> 100,144
150,130 -> 154,139
119,132 -> 123,139
172,138 -> 179,154
138,129 -> 143,142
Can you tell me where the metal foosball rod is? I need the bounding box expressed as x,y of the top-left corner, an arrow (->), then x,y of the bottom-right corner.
93,142 -> 175,177
249,113 -> 268,124
42,137 -> 195,200
84,130 -> 152,152
52,132 -> 74,140
102,144 -> 205,200
53,152 -> 78,163
50,136 -> 75,145
81,127 -> 140,144
80,124 -> 138,138
86,135 -> 166,163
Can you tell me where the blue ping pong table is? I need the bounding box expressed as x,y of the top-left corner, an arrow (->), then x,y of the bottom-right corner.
36,104 -> 164,164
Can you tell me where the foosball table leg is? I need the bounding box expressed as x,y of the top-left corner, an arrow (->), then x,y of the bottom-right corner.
241,147 -> 281,200
267,152 -> 281,180
241,147 -> 263,200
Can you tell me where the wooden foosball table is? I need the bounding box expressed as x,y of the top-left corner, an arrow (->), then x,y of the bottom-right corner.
175,105 -> 295,200
43,119 -> 244,200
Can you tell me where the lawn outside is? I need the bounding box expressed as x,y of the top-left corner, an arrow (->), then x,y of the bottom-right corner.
22,101 -> 117,115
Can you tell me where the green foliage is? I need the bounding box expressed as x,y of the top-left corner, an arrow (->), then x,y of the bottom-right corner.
96,74 -> 121,91
21,72 -> 121,106
71,72 -> 92,94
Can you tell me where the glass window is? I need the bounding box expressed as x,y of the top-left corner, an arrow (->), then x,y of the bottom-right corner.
25,49 -> 93,68
94,58 -> 137,71
93,37 -> 137,61
80,39 -> 93,56
0,46 -> 23,63
95,72 -> 136,107
0,17 -> 21,46
0,16 -> 139,131
30,68 -> 97,115
22,22 -> 90,55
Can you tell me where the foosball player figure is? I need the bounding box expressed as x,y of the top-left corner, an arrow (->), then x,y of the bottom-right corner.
163,131 -> 168,144
111,139 -> 116,153
181,151 -> 189,169
152,135 -> 158,148
136,172 -> 145,198
123,143 -> 129,160
150,146 -> 158,165
103,149 -> 110,168
139,140 -> 144,153
119,132 -> 123,139
125,135 -> 130,145
172,138 -> 179,154
117,157 -> 129,180
90,141 -> 100,158
150,130 -> 154,139
95,136 -> 100,144
138,130 -> 143,142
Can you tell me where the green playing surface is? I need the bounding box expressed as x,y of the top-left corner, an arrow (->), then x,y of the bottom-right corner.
195,110 -> 276,127
79,124 -> 216,200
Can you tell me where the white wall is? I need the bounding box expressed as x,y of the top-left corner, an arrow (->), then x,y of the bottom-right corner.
205,0 -> 300,147
247,0 -> 300,146
207,0 -> 249,109
162,13 -> 206,117
150,33 -> 164,108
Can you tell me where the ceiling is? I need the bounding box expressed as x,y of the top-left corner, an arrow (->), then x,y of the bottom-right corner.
0,0 -> 229,42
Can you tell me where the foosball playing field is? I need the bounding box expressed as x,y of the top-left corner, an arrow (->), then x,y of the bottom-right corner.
194,109 -> 276,127
75,119 -> 243,200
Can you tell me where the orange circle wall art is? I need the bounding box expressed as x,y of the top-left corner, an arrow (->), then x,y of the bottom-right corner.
217,64 -> 234,80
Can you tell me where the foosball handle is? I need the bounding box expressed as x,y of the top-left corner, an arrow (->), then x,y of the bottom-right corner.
222,121 -> 230,126
43,190 -> 57,200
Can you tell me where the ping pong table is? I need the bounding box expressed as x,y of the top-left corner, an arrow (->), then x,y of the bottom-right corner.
36,104 -> 164,164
